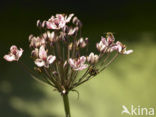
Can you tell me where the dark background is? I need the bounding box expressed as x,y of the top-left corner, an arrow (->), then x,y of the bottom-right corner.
0,1 -> 156,117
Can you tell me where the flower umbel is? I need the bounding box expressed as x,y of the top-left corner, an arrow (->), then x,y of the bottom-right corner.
3,14 -> 133,94
3,13 -> 133,117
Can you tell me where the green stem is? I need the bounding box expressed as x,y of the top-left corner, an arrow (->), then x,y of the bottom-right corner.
62,94 -> 71,117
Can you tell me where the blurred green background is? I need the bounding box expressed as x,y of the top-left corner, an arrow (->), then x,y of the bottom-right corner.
0,0 -> 156,117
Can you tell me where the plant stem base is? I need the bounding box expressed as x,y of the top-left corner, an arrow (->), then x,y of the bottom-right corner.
62,94 -> 71,117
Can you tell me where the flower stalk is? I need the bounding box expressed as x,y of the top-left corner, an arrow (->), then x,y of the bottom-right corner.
62,94 -> 71,117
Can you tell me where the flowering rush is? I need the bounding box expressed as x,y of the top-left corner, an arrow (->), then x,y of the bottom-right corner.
3,13 -> 133,117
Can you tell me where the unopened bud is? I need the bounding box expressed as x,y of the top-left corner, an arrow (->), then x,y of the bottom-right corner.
31,48 -> 39,58
68,43 -> 73,50
87,52 -> 99,64
42,21 -> 46,28
73,17 -> 82,28
85,37 -> 88,44
78,38 -> 87,48
47,31 -> 55,42
37,20 -> 41,27
29,34 -> 33,41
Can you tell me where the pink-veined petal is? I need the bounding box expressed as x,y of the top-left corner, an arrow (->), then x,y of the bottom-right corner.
68,59 -> 75,68
79,56 -> 86,64
47,55 -> 56,64
39,46 -> 47,59
35,59 -> 45,67
74,64 -> 88,71
46,21 -> 53,29
101,37 -> 108,46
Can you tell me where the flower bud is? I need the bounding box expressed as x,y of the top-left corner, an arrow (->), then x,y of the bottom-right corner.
96,41 -> 106,52
77,38 -> 87,48
31,48 -> 39,58
87,52 -> 99,64
29,34 -> 33,41
72,17 -> 82,28
37,20 -> 41,27
68,43 -> 73,51
47,31 -> 55,42
41,20 -> 46,28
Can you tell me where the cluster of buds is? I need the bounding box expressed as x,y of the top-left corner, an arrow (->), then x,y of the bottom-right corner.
3,13 -> 133,95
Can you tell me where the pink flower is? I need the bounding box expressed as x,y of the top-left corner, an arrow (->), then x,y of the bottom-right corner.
46,14 -> 74,30
4,45 -> 23,62
112,41 -> 133,54
29,35 -> 46,48
68,56 -> 88,71
87,52 -> 99,64
96,40 -> 106,52
35,46 -> 56,68
96,36 -> 115,53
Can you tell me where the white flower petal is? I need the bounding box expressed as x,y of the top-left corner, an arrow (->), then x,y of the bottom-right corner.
123,50 -> 133,55
46,21 -> 53,29
47,55 -> 56,64
17,48 -> 24,58
35,59 -> 45,67
39,46 -> 47,59
101,37 -> 108,46
66,13 -> 74,23
68,59 -> 75,68
79,56 -> 86,64
10,45 -> 18,53
4,54 -> 16,62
